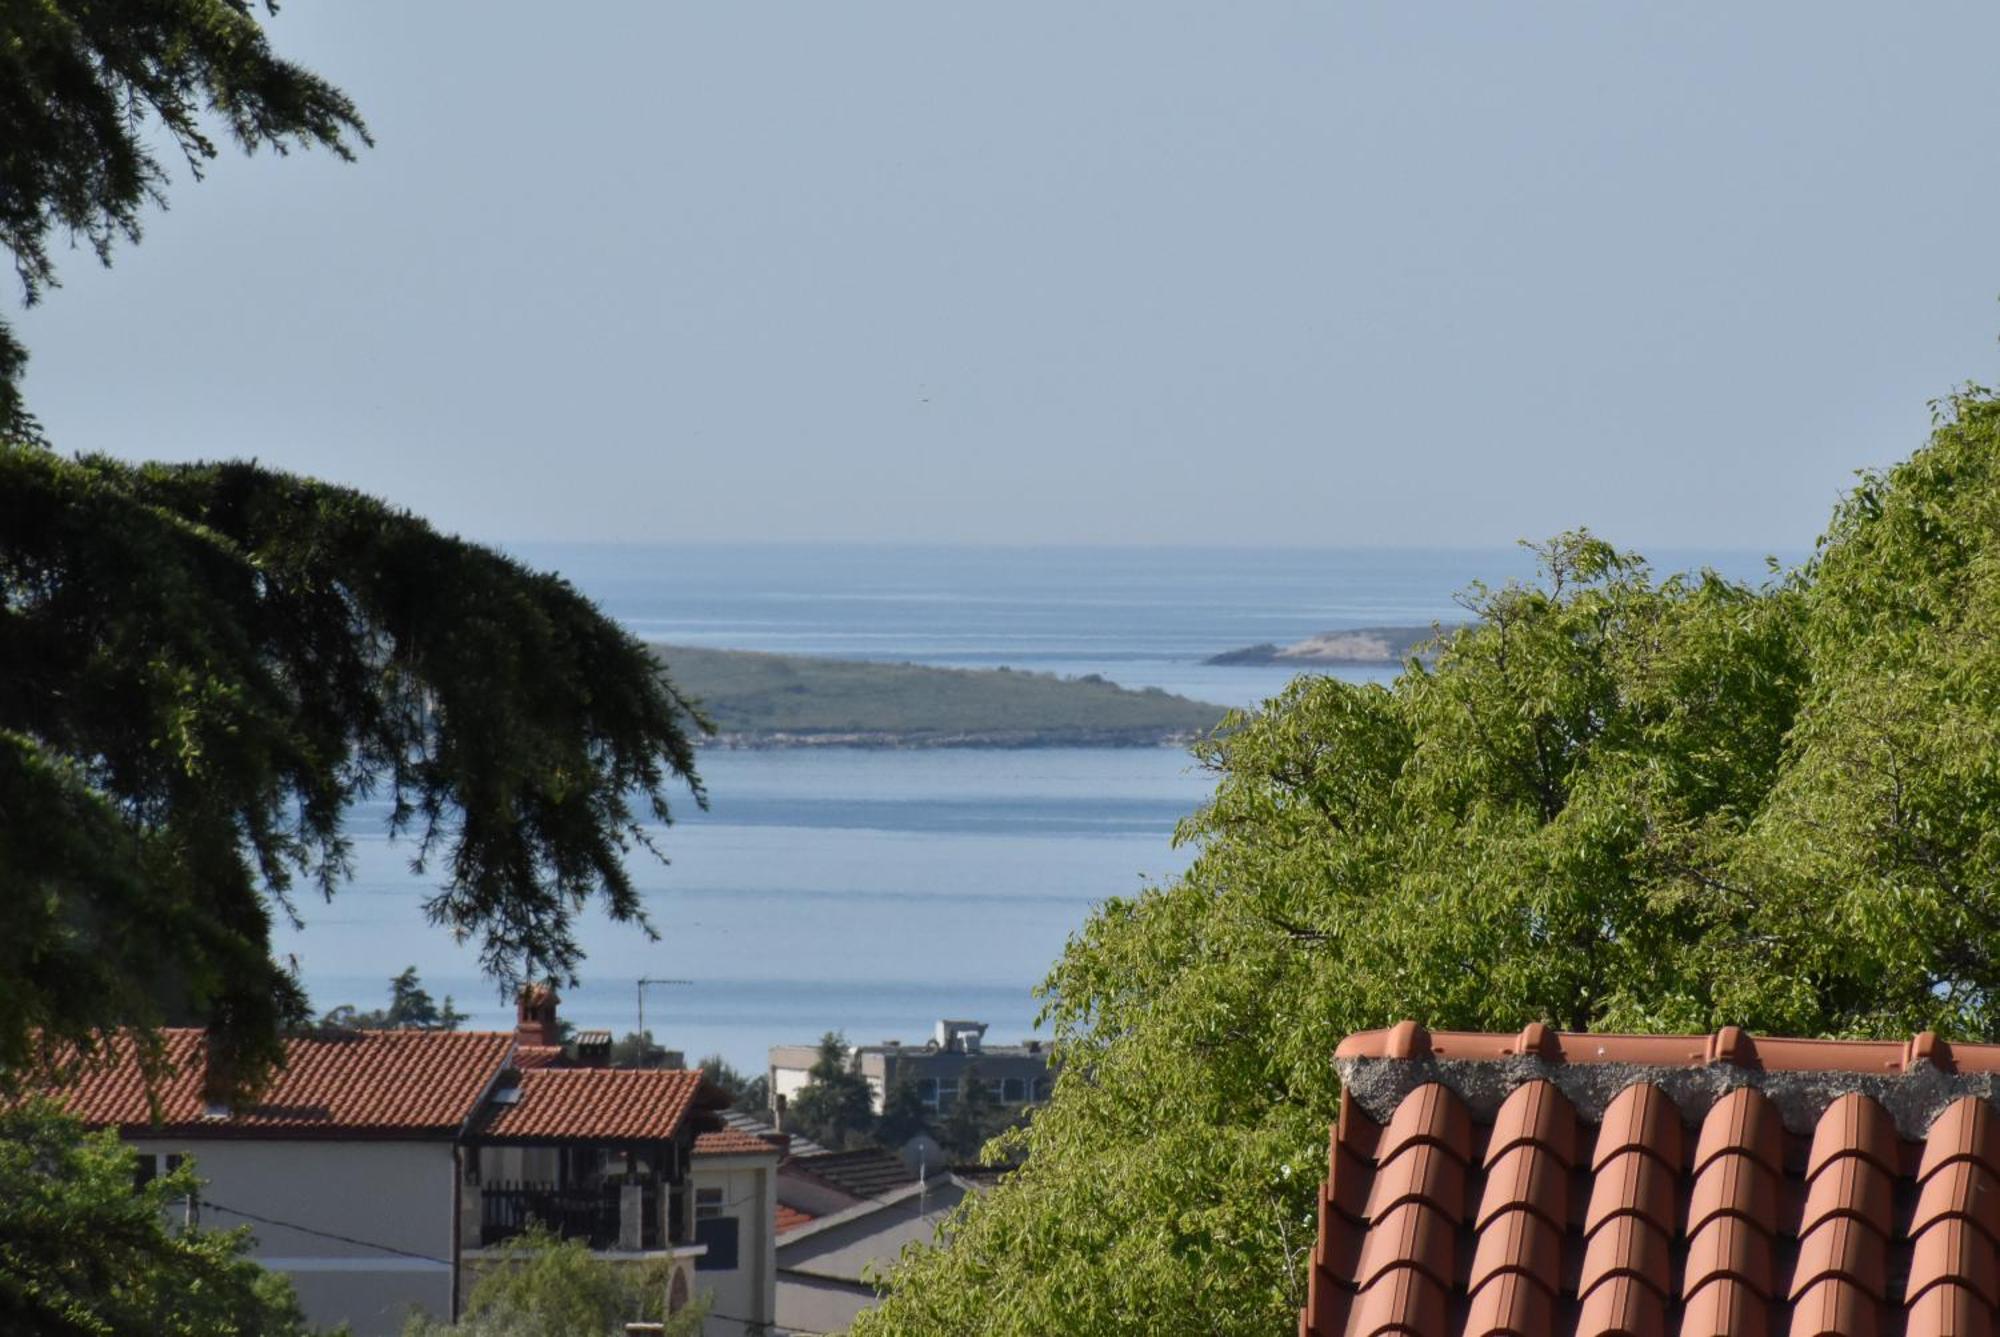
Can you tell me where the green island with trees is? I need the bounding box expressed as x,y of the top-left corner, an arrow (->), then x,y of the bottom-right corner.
653,643 -> 1227,748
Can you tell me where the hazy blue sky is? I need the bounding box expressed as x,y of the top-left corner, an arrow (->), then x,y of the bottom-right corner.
13,3 -> 2000,549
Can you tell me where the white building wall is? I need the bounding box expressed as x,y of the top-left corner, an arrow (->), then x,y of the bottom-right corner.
131,1136 -> 457,1337
689,1155 -> 777,1337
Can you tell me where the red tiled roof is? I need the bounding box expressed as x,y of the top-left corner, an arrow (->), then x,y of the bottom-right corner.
776,1203 -> 816,1235
42,1029 -> 514,1138
472,1067 -> 706,1143
1302,1022 -> 2000,1337
694,1127 -> 782,1157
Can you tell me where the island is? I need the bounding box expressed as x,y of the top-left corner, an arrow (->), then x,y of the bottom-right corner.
651,644 -> 1229,748
1204,624 -> 1459,666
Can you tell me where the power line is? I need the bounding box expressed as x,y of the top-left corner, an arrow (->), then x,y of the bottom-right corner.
202,1195 -> 784,1332
196,1197 -> 451,1265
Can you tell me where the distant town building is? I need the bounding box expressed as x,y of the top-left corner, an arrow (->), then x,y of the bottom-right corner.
768,1019 -> 1055,1116
717,1105 -> 993,1334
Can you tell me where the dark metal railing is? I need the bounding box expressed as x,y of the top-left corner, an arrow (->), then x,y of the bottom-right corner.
480,1180 -> 656,1250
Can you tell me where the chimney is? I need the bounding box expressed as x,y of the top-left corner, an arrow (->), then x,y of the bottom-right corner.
516,983 -> 561,1046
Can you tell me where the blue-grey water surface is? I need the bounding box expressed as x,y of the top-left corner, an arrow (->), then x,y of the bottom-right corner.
273,544 -> 1787,1069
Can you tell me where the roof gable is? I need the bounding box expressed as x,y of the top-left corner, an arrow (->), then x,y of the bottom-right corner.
1303,1023 -> 2000,1336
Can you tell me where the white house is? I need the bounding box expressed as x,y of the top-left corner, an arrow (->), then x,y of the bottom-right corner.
46,991 -> 775,1336
61,1026 -> 511,1332
690,1129 -> 783,1335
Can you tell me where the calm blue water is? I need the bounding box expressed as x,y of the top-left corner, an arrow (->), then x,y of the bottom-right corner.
275,545 -> 1788,1069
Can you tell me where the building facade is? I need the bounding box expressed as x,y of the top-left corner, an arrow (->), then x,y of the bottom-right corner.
42,992 -> 775,1337
769,1019 -> 1054,1117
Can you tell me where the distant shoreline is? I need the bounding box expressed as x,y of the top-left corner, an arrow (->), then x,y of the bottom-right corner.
652,643 -> 1229,749
1205,624 -> 1457,666
703,727 -> 1214,750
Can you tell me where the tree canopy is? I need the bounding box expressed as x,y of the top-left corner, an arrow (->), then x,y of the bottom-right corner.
697,1054 -> 770,1115
0,1101 -> 318,1336
854,383 -> 2000,1334
2,449 -> 705,1099
402,1225 -> 704,1337
787,1033 -> 877,1151
0,0 -> 367,441
317,967 -> 467,1032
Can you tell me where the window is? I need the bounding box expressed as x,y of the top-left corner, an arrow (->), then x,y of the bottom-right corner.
1033,1077 -> 1052,1101
1002,1077 -> 1025,1103
694,1189 -> 738,1271
133,1152 -> 184,1191
918,1077 -> 939,1108
936,1078 -> 959,1113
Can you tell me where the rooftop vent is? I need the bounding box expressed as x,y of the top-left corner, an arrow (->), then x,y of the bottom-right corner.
934,1019 -> 989,1054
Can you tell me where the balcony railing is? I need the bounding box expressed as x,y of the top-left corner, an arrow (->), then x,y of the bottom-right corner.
479,1180 -> 657,1250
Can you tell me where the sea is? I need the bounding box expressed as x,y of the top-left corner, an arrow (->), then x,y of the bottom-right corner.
271,544 -> 1784,1070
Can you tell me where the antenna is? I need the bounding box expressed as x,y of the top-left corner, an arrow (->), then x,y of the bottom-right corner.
636,977 -> 691,1066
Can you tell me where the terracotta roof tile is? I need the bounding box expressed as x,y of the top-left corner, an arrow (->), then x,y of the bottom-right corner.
513,1044 -> 567,1070
35,1029 -> 515,1138
775,1203 -> 816,1235
693,1127 -> 782,1157
1302,1024 -> 2000,1337
472,1067 -> 705,1143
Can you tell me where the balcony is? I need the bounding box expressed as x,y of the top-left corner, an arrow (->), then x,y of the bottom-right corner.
478,1179 -> 655,1250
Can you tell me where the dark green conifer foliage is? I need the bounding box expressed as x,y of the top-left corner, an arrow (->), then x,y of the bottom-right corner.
317,967 -> 468,1032
0,0 -> 370,441
874,1075 -> 932,1149
938,1065 -> 1002,1161
788,1032 -> 876,1150
0,449 -> 706,1099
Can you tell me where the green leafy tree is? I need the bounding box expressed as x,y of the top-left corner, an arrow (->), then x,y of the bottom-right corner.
0,0 -> 368,441
787,1032 -> 876,1151
317,968 -> 468,1032
0,1101 -> 320,1335
874,1075 -> 932,1149
855,383 -> 2000,1336
401,1225 -> 705,1337
2,450 -> 707,1099
610,1030 -> 665,1069
698,1054 -> 771,1114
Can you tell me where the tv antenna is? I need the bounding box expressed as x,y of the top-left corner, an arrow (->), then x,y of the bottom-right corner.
636,977 -> 691,1065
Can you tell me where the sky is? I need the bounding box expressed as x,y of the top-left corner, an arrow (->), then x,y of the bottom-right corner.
12,3 -> 2000,550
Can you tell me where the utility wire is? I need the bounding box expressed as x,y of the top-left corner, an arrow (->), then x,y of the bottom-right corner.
200,1195 -> 786,1332
196,1197 -> 452,1265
